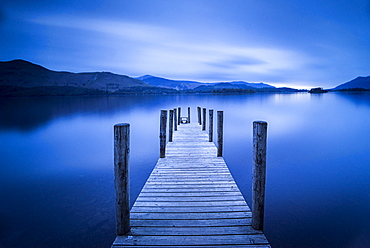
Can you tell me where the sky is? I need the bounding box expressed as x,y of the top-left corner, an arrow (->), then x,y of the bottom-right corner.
1,0 -> 370,89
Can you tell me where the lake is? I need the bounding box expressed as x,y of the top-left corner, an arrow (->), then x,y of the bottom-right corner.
0,93 -> 369,248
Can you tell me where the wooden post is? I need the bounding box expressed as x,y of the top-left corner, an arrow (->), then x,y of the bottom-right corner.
197,107 -> 201,125
178,107 -> 181,125
188,107 -> 191,123
217,111 -> 223,157
160,110 -> 167,158
174,108 -> 178,131
202,108 -> 206,131
169,110 -> 174,142
209,109 -> 214,142
114,123 -> 130,235
252,121 -> 268,231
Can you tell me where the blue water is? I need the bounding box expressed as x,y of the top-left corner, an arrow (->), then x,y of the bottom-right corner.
0,93 -> 369,247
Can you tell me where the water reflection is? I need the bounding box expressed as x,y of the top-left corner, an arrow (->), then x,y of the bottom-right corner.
0,93 -> 369,248
334,91 -> 370,105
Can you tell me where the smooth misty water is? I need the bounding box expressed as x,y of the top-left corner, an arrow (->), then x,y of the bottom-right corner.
0,93 -> 369,248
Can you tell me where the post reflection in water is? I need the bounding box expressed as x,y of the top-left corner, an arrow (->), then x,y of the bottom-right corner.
0,93 -> 369,248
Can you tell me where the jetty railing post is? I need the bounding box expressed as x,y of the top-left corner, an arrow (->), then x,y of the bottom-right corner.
188,107 -> 191,123
217,111 -> 223,157
174,108 -> 178,131
197,107 -> 201,125
202,108 -> 206,131
114,123 -> 130,236
209,109 -> 214,142
252,121 -> 268,231
178,107 -> 181,125
160,110 -> 167,158
169,110 -> 174,142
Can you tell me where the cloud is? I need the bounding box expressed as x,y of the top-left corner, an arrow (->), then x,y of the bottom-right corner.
25,15 -> 321,85
2,0 -> 370,89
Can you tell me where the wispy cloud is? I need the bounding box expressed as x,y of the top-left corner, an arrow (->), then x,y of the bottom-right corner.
29,14 -> 315,83
2,0 -> 370,88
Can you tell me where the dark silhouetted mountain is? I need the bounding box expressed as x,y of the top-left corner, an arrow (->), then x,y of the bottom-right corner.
136,75 -> 204,90
216,81 -> 275,89
332,76 -> 370,90
0,60 -> 310,97
191,83 -> 303,93
0,59 -> 151,95
193,83 -> 254,92
137,75 -> 275,90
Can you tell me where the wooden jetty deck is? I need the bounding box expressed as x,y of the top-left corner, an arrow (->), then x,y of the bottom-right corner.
112,122 -> 270,247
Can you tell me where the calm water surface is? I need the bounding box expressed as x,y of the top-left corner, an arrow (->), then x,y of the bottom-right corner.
0,93 -> 369,247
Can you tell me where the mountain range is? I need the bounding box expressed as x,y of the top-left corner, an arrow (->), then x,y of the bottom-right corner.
0,59 -> 150,91
0,59 -> 369,96
332,76 -> 370,91
136,75 -> 274,91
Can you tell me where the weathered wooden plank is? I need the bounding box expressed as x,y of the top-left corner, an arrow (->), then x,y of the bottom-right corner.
141,187 -> 241,192
135,196 -> 246,202
153,166 -> 228,170
149,171 -> 232,175
130,218 -> 252,227
145,180 -> 235,184
150,168 -> 230,172
130,211 -> 252,220
130,205 -> 250,213
150,170 -> 231,174
113,234 -> 269,246
143,179 -> 236,185
148,174 -> 232,178
142,182 -> 239,187
130,225 -> 262,236
137,192 -> 243,197
112,245 -> 271,248
132,200 -> 248,207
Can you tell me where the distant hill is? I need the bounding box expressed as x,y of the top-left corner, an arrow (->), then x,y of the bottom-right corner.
332,76 -> 370,90
137,75 -> 275,90
192,83 -> 255,92
216,81 -> 275,89
136,75 -> 204,90
0,60 -> 151,95
0,59 -> 316,97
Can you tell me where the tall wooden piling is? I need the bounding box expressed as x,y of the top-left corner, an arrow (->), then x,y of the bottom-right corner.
209,109 -> 214,142
197,107 -> 201,125
169,110 -> 174,142
160,110 -> 167,158
217,111 -> 223,157
178,107 -> 181,125
252,121 -> 268,231
202,108 -> 206,131
174,108 -> 177,131
114,123 -> 130,235
188,107 -> 191,123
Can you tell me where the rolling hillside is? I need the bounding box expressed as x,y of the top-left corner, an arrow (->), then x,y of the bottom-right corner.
332,76 -> 370,90
0,60 -> 151,93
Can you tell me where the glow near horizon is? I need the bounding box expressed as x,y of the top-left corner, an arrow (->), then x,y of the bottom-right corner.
1,0 -> 370,89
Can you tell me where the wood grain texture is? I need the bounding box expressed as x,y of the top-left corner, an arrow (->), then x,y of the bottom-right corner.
252,121 -> 268,231
114,123 -> 130,235
197,106 -> 201,125
173,108 -> 178,131
112,122 -> 269,247
217,111 -> 224,157
187,107 -> 191,123
169,110 -> 174,142
159,110 -> 167,158
209,109 -> 214,142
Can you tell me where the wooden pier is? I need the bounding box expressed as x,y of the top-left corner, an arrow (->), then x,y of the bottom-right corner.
112,109 -> 270,247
